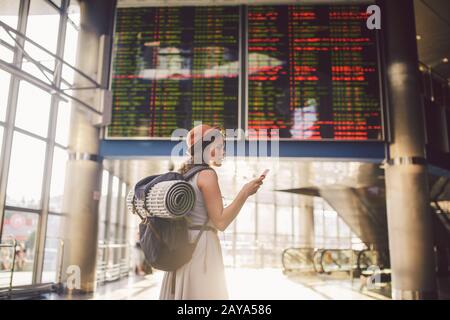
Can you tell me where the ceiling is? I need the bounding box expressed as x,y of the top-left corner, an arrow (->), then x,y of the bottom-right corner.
414,0 -> 450,80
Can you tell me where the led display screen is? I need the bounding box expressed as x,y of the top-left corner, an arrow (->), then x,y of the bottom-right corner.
247,5 -> 382,140
108,6 -> 240,138
108,4 -> 382,140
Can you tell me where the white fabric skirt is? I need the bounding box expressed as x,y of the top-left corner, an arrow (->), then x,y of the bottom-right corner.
159,230 -> 229,300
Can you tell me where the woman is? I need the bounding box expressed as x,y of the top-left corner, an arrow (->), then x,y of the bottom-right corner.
159,124 -> 264,299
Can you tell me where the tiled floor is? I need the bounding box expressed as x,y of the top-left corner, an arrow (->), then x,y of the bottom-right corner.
48,268 -> 383,300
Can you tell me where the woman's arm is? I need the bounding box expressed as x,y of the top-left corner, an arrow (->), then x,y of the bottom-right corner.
197,170 -> 263,231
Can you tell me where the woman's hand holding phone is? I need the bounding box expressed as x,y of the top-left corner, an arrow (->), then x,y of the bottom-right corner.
260,169 -> 270,179
241,169 -> 269,197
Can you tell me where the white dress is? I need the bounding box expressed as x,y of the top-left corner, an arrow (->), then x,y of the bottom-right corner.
159,171 -> 229,300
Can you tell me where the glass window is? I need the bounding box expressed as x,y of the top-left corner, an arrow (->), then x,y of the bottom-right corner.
42,214 -> 65,283
0,42 -> 15,64
55,101 -> 71,146
49,146 -> 68,213
98,221 -> 105,242
0,0 -> 20,63
292,206 -> 300,241
120,182 -> 127,224
314,210 -> 324,237
67,2 -> 80,27
108,176 -> 120,241
118,182 -> 127,241
0,69 -> 11,121
276,206 -> 292,236
1,211 -> 39,286
256,203 -> 274,236
338,218 -> 351,238
236,202 -> 255,234
21,55 -> 55,84
110,176 -> 120,224
26,0 -> 60,56
324,211 -> 337,237
99,170 -> 110,223
22,0 -> 60,84
61,19 -> 79,85
15,81 -> 51,137
6,131 -> 46,209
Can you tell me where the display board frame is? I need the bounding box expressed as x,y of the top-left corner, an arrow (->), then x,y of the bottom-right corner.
105,3 -> 386,142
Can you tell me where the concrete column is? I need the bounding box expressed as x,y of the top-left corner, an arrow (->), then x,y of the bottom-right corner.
61,0 -> 116,292
382,0 -> 437,299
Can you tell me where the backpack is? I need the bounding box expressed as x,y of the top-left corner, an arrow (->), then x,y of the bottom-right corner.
131,164 -> 213,273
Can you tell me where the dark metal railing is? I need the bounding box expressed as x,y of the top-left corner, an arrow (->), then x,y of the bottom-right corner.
0,240 -> 17,298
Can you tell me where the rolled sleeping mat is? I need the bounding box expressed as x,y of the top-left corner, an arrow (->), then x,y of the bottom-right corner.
126,188 -> 136,215
145,180 -> 196,218
126,188 -> 148,219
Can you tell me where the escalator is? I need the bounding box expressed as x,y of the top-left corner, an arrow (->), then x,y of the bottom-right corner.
280,164 -> 450,279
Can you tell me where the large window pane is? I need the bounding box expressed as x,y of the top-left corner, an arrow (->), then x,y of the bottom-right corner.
61,19 -> 79,85
110,176 -> 120,224
55,101 -> 71,146
67,3 -> 80,27
64,21 -> 79,65
6,131 -> 46,209
22,55 -> 55,84
49,146 -> 68,212
292,206 -> 301,243
98,170 -> 110,241
42,214 -> 65,283
99,170 -> 110,223
0,69 -> 11,121
108,176 -> 120,241
26,0 -> 60,57
257,203 -> 274,235
0,41 -> 15,64
0,0 -> 19,63
22,0 -> 60,85
236,202 -> 255,234
276,206 -> 292,236
15,81 -> 51,137
1,211 -> 39,287
120,182 -> 128,241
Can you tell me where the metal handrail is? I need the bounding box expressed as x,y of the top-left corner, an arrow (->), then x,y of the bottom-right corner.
281,247 -> 315,273
56,240 -> 65,287
312,249 -> 325,273
96,242 -> 131,285
319,249 -> 361,274
0,240 -> 17,298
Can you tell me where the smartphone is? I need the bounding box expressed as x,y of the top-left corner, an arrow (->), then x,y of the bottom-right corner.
260,169 -> 270,178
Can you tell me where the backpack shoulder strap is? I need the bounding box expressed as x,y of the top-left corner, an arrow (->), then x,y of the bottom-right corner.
183,165 -> 214,244
183,164 -> 214,181
193,218 -> 210,245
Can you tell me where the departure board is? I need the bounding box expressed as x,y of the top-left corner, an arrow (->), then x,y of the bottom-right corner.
108,6 -> 240,138
247,5 -> 382,140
